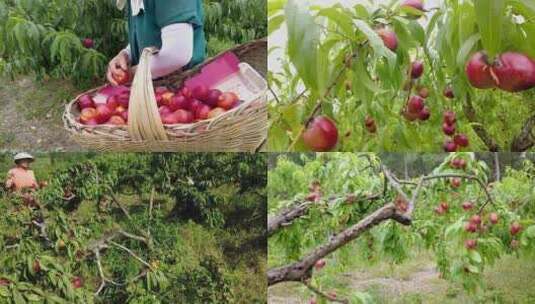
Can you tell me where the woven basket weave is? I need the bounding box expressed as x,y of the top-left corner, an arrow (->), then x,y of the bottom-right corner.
63,38 -> 267,152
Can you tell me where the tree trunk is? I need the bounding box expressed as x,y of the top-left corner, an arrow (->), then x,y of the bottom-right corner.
494,153 -> 501,181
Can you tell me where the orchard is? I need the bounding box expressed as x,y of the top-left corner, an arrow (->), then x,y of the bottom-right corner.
268,0 -> 535,152
0,153 -> 267,303
0,0 -> 266,84
268,153 -> 535,303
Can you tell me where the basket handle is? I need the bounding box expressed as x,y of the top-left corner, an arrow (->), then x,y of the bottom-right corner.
127,47 -> 168,141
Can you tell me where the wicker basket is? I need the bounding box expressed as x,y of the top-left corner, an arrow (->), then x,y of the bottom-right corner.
63,39 -> 267,152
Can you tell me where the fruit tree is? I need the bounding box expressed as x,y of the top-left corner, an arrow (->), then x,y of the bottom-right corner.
0,0 -> 266,85
0,153 -> 266,303
268,0 -> 535,152
268,152 -> 535,303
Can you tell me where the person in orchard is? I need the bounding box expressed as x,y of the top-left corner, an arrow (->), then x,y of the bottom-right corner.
107,0 -> 207,85
5,153 -> 38,192
5,153 -> 44,208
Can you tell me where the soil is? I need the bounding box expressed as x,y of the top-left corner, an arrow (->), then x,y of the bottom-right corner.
268,265 -> 443,304
0,77 -> 82,152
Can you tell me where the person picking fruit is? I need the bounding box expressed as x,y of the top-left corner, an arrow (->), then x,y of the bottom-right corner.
5,153 -> 39,192
106,0 -> 206,86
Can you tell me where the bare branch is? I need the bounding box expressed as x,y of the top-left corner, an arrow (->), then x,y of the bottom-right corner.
147,187 -> 155,237
108,190 -> 132,220
109,241 -> 152,270
382,167 -> 411,204
268,201 -> 313,237
90,229 -> 152,296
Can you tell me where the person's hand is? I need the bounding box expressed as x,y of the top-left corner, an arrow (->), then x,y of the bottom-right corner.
107,50 -> 130,86
5,173 -> 14,189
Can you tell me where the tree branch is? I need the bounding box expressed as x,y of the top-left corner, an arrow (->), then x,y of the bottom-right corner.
89,229 -> 152,296
108,190 -> 132,220
463,94 -> 500,151
268,192 -> 382,237
511,113 -> 535,152
402,173 -> 494,215
267,203 -> 411,286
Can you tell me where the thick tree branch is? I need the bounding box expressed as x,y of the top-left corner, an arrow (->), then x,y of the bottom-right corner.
268,192 -> 381,237
463,94 -> 500,151
268,201 -> 313,237
267,203 -> 411,286
511,113 -> 535,152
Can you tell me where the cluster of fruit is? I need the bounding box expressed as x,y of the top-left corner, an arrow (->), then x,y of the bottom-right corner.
156,85 -> 239,125
402,61 -> 431,122
442,111 -> 469,152
466,52 -> 535,92
76,84 -> 240,126
432,158 -> 523,250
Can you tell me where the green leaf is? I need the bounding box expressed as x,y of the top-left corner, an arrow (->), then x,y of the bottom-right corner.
268,14 -> 285,36
456,33 -> 481,67
466,264 -> 480,274
268,124 -> 290,151
406,20 -> 425,45
354,4 -> 369,19
474,0 -> 505,58
468,250 -> 482,263
285,0 -> 320,92
13,289 -> 26,304
525,225 -> 535,238
316,7 -> 355,38
268,0 -> 288,17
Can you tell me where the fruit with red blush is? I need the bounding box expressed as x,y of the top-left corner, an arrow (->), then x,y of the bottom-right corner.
80,107 -> 98,124
208,107 -> 226,119
107,115 -> 126,125
192,85 -> 209,102
113,69 -> 130,85
206,89 -> 223,107
217,92 -> 239,110
78,94 -> 95,110
95,105 -> 113,124
195,104 -> 212,120
303,116 -> 338,151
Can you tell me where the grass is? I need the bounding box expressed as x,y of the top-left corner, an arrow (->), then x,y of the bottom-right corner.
268,250 -> 535,304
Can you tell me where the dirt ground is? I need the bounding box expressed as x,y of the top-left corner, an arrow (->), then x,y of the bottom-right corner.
268,264 -> 444,304
268,252 -> 535,304
0,76 -> 82,152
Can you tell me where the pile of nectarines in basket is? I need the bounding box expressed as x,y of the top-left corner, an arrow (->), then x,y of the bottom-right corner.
76,84 -> 241,126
